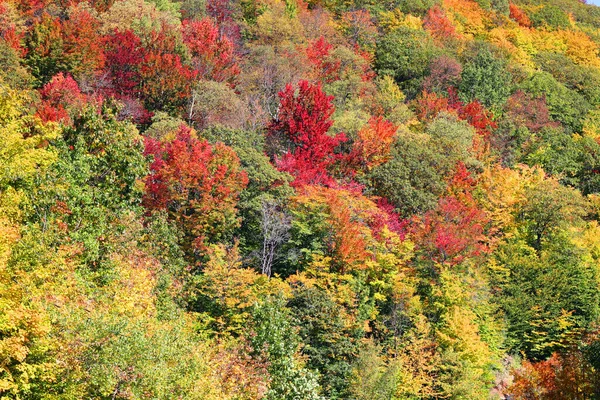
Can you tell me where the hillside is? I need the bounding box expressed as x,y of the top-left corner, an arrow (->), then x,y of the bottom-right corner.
2,0 -> 600,398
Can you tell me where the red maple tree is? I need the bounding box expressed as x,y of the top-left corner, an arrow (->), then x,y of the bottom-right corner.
143,125 -> 248,252
509,3 -> 531,27
412,163 -> 489,266
182,18 -> 240,85
268,80 -> 347,187
424,5 -> 459,41
103,30 -> 146,97
36,72 -> 88,123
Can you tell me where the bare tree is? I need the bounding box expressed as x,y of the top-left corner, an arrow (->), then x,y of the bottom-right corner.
260,201 -> 291,277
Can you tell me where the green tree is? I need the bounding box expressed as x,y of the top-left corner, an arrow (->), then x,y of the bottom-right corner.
364,114 -> 475,217
534,52 -> 600,107
0,42 -> 34,90
24,13 -> 65,86
531,5 -> 570,30
287,286 -> 363,399
490,235 -> 599,360
489,180 -> 598,359
459,45 -> 512,111
375,26 -> 437,97
521,71 -> 590,133
37,102 -> 146,269
250,296 -> 324,400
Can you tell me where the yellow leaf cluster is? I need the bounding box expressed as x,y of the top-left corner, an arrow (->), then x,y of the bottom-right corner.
379,9 -> 422,32
442,0 -> 489,38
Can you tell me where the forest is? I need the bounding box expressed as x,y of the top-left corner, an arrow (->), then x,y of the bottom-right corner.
3,0 -> 600,398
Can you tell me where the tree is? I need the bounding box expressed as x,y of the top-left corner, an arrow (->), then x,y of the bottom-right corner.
280,184 -> 405,276
103,29 -> 146,98
61,5 -> 105,79
509,349 -> 598,400
260,201 -> 290,277
305,36 -> 341,83
534,51 -> 600,107
236,44 -> 309,121
491,0 -> 509,15
267,80 -> 347,187
370,75 -> 414,125
36,73 -> 88,124
364,127 -> 455,217
200,125 -> 293,259
516,179 -> 587,252
443,0 -> 489,37
531,5 -> 570,30
187,80 -> 247,130
488,177 -> 598,359
348,341 -> 398,400
192,244 -> 280,335
422,55 -> 462,94
287,285 -> 362,399
0,41 -> 33,90
509,3 -> 531,27
99,0 -> 180,35
143,125 -> 248,255
375,26 -> 437,96
412,163 -> 489,267
423,5 -> 459,42
491,234 -> 599,360
0,2 -> 25,58
340,9 -> 378,51
504,90 -> 557,133
250,296 -> 324,400
139,51 -> 197,113
458,45 -> 512,111
0,85 -> 58,396
40,102 -> 147,267
206,0 -> 242,45
25,13 -> 65,86
251,0 -> 305,46
182,18 -> 240,85
350,116 -> 398,171
523,126 -> 585,190
521,71 -> 590,133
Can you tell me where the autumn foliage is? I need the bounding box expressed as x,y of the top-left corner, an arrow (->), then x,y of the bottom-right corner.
351,116 -> 398,170
268,80 -> 347,187
412,163 -> 489,266
144,126 -> 248,252
5,0 -> 600,397
424,5 -> 458,42
306,37 -> 341,83
415,89 -> 497,138
509,3 -> 532,27
36,72 -> 88,123
182,18 -> 240,85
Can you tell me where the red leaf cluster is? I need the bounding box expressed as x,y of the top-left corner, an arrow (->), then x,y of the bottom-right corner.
306,37 -> 341,83
505,90 -> 558,132
413,163 -> 489,266
424,5 -> 459,41
423,55 -> 462,94
182,18 -> 240,85
143,126 -> 248,251
415,88 -> 497,138
269,80 -> 347,187
103,30 -> 146,97
509,3 -> 531,27
36,72 -> 88,123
